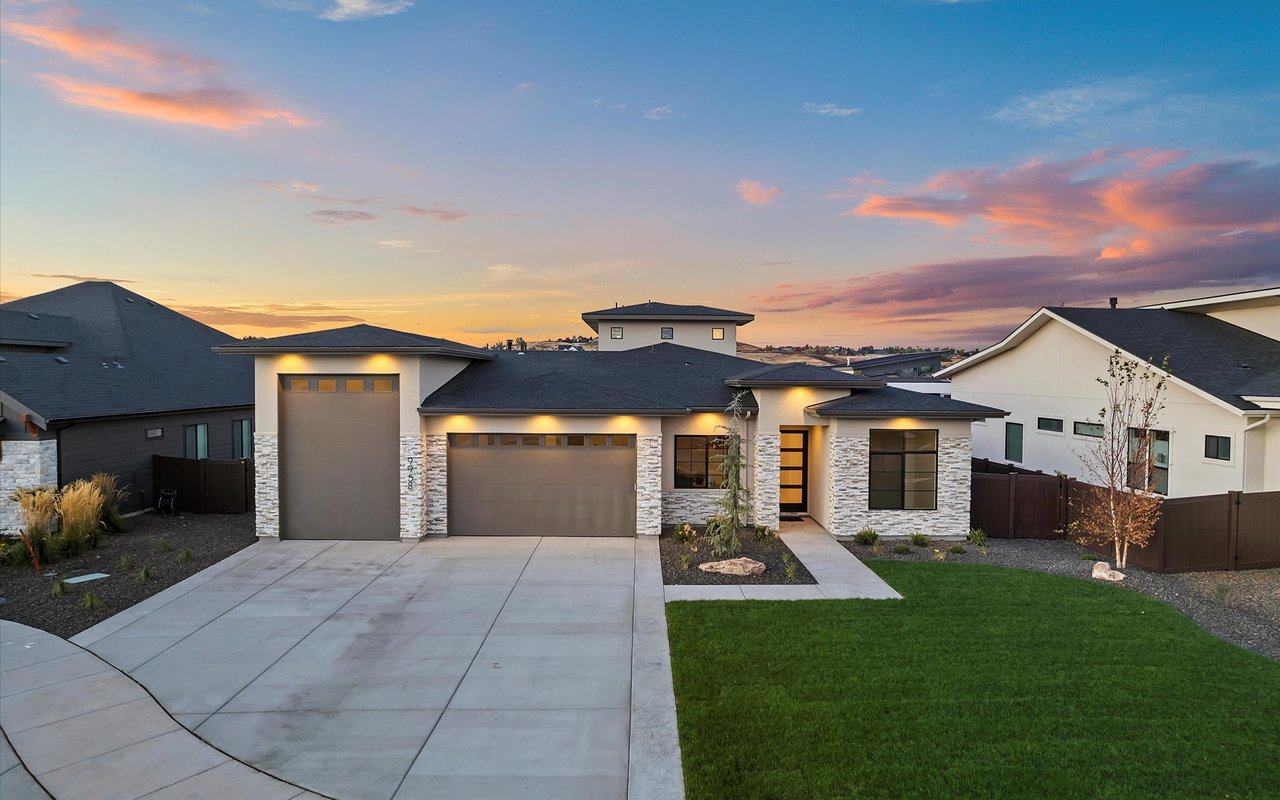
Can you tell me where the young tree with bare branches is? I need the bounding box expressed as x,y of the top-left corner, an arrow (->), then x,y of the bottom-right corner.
1070,351 -> 1169,569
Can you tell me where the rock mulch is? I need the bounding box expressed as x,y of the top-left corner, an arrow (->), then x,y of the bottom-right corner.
661,530 -> 816,585
844,536 -> 1280,661
0,512 -> 257,639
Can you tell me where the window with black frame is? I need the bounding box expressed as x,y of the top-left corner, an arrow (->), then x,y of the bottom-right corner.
674,435 -> 726,488
869,429 -> 938,510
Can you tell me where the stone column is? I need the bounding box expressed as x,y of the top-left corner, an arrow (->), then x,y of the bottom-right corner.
0,439 -> 59,536
826,435 -> 862,538
399,434 -> 427,541
636,435 -> 663,536
423,433 -> 449,536
253,433 -> 280,538
751,432 -> 780,530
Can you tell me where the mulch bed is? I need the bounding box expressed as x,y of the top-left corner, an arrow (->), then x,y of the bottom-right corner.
843,536 -> 1280,661
660,529 -> 816,585
0,512 -> 257,639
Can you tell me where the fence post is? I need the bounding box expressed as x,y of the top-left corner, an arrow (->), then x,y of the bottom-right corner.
1008,474 -> 1017,539
1228,491 -> 1241,571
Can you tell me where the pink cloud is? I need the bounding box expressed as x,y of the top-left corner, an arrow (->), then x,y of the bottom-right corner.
2,12 -> 217,78
736,179 -> 782,206
5,4 -> 306,132
849,150 -> 1280,252
399,205 -> 470,222
43,75 -> 309,130
516,81 -> 536,91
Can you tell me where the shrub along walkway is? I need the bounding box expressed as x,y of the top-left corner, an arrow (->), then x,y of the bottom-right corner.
0,620 -> 327,800
663,521 -> 901,601
666,560 -> 1280,800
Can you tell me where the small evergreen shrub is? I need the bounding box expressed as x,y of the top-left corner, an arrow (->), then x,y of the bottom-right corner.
150,538 -> 172,554
910,532 -> 930,548
892,544 -> 912,555
176,548 -> 193,563
853,527 -> 879,545
680,553 -> 692,571
950,544 -> 967,555
967,528 -> 988,546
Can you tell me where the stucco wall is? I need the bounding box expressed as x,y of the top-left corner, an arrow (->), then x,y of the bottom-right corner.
595,320 -> 738,355
948,318 -> 1255,496
807,422 -> 831,530
1207,305 -> 1280,340
0,439 -> 58,536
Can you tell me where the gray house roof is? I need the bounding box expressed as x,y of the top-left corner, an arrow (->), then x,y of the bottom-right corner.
807,387 -> 1006,419
1050,307 -> 1280,410
420,344 -> 759,415
580,301 -> 754,331
214,324 -> 493,359
0,282 -> 253,425
724,362 -> 882,388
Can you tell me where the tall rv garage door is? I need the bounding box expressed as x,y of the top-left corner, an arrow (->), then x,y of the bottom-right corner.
279,375 -> 399,540
447,433 -> 636,536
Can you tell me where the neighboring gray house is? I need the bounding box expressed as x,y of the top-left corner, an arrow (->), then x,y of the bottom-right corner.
217,301 -> 1004,542
0,282 -> 254,531
833,350 -> 949,378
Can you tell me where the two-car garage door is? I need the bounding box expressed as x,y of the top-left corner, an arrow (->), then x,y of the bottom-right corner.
447,433 -> 636,537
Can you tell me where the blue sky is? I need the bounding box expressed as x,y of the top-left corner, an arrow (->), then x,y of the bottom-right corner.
2,0 -> 1277,346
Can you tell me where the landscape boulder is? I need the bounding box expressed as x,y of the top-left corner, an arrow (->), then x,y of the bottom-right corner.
1091,561 -> 1126,582
698,557 -> 766,577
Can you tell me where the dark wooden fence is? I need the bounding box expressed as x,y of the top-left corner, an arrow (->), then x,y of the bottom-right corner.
970,464 -> 1280,573
152,456 -> 253,514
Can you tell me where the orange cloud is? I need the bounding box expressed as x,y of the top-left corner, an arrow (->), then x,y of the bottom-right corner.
736,179 -> 782,206
850,150 -> 1280,250
42,75 -> 309,130
2,16 -> 216,78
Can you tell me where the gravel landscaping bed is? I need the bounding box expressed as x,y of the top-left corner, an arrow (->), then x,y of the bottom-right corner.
0,512 -> 257,639
661,529 -> 816,585
843,537 -> 1280,661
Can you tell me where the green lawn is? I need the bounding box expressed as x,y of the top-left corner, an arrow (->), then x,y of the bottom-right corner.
666,561 -> 1280,800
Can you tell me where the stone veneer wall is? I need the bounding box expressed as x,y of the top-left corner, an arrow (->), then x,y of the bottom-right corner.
826,434 -> 971,538
399,434 -> 428,540
423,434 -> 449,536
636,435 -> 663,536
751,432 -> 780,531
0,439 -> 59,536
253,433 -> 280,538
661,490 -> 725,527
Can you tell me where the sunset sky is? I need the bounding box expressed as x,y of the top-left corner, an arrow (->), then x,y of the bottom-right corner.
2,0 -> 1277,347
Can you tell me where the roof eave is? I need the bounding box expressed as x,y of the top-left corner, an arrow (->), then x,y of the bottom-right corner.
724,379 -> 882,388
0,391 -> 49,429
418,407 -> 687,417
807,406 -> 1008,420
580,313 -> 755,326
213,345 -> 494,360
0,338 -> 71,348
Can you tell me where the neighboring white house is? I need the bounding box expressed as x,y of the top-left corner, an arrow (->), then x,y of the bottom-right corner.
938,288 -> 1280,497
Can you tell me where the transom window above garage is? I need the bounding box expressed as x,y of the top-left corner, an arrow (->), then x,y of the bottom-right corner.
448,433 -> 635,448
280,375 -> 398,392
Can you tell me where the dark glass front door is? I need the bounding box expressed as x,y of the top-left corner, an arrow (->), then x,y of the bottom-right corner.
779,430 -> 808,513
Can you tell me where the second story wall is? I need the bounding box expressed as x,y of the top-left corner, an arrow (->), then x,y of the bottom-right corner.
597,320 -> 738,355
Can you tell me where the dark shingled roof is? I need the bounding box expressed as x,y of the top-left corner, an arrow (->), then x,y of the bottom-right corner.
725,362 -> 882,387
0,282 -> 252,424
807,387 -> 1006,419
421,344 -> 763,414
1051,308 -> 1280,410
215,324 -> 492,359
580,302 -> 754,331
0,309 -> 78,347
833,350 -> 949,375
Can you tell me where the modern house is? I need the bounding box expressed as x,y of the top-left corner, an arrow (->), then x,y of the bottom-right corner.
218,301 -> 1004,541
581,301 -> 754,356
0,282 -> 254,532
833,350 -> 949,379
939,288 -> 1280,497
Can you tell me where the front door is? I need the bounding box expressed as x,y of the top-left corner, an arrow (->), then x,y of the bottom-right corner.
779,430 -> 808,513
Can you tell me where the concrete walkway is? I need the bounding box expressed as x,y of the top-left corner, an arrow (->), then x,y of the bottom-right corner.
663,522 -> 902,601
62,537 -> 682,800
0,620 -> 325,800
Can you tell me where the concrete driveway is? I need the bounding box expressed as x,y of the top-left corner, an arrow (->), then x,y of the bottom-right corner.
72,537 -> 681,800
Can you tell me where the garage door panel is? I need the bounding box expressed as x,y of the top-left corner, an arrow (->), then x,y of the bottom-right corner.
279,377 -> 400,541
448,439 -> 636,537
